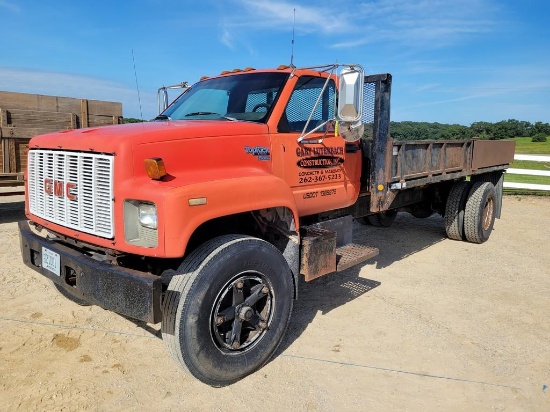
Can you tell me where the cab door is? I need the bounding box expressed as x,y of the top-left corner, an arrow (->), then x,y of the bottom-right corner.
270,75 -> 362,216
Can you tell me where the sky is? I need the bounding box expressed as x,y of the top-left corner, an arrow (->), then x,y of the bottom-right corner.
1,0 -> 549,125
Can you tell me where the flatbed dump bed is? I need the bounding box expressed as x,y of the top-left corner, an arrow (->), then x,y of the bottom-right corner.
387,139 -> 515,188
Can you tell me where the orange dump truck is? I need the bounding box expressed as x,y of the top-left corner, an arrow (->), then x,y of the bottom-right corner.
19,64 -> 514,385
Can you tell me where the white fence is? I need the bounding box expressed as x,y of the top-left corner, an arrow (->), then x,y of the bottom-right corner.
504,154 -> 550,191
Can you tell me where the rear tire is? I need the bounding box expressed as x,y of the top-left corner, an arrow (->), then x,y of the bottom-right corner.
445,181 -> 471,240
161,235 -> 293,386
464,182 -> 496,244
409,204 -> 433,219
365,210 -> 397,227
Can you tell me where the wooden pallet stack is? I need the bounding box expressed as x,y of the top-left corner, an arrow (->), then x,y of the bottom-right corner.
0,91 -> 123,195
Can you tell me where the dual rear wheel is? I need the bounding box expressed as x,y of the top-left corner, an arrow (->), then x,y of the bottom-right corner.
445,181 -> 496,243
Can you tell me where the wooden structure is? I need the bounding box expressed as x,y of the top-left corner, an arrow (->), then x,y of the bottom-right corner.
0,91 -> 123,195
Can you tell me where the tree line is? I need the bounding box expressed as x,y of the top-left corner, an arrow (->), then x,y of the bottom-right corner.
125,116 -> 549,141
388,119 -> 550,141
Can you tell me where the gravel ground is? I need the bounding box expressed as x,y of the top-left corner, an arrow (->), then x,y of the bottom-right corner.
0,195 -> 548,411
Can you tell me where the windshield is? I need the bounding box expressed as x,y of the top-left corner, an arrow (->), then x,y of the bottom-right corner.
161,72 -> 289,123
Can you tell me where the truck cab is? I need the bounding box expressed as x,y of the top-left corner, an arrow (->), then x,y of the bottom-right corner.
159,66 -> 363,217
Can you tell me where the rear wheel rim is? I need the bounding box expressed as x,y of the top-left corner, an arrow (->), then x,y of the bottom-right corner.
482,196 -> 494,231
210,273 -> 273,353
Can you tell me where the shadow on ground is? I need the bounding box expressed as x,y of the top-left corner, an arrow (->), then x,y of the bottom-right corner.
277,212 -> 448,355
0,201 -> 26,224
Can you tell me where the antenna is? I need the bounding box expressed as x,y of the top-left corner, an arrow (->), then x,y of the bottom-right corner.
132,49 -> 144,120
290,8 -> 296,68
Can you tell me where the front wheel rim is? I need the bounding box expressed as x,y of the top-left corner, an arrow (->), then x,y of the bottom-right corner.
210,273 -> 273,353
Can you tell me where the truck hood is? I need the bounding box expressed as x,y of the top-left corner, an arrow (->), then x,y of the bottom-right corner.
29,120 -> 270,153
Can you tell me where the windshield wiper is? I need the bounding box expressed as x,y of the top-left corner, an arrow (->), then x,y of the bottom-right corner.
154,114 -> 171,121
185,111 -> 219,117
185,112 -> 237,121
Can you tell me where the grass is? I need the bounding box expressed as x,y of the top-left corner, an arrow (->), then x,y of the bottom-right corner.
512,136 -> 550,154
509,159 -> 550,171
504,136 -> 550,195
502,188 -> 548,196
505,174 -> 550,185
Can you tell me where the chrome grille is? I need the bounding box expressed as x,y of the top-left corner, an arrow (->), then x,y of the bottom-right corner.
28,150 -> 114,238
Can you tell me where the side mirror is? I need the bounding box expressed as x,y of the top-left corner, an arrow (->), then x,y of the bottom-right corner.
337,66 -> 364,122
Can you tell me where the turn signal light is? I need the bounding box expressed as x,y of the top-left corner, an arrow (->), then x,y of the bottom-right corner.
188,197 -> 207,206
144,158 -> 167,180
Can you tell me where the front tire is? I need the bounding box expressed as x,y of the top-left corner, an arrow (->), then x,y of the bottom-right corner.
161,235 -> 294,386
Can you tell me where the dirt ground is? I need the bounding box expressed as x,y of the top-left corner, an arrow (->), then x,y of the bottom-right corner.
0,195 -> 548,411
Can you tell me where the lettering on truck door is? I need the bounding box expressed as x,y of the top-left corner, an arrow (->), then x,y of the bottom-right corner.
272,75 -> 361,216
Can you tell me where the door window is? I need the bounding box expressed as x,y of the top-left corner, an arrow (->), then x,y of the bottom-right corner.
279,76 -> 335,133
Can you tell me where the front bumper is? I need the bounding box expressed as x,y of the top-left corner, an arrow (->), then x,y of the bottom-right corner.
19,221 -> 162,323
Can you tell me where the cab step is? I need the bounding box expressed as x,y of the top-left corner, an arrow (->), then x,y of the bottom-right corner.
336,243 -> 379,272
300,216 -> 379,281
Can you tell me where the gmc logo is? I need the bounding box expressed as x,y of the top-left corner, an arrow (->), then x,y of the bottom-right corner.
44,179 -> 77,201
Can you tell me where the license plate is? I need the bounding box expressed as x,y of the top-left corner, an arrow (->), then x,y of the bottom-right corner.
42,247 -> 60,276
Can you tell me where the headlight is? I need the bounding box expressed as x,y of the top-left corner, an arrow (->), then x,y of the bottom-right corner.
139,203 -> 157,229
124,200 -> 158,248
